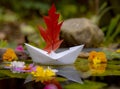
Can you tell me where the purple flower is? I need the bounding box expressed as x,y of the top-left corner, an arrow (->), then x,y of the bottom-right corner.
11,67 -> 23,73
11,63 -> 36,73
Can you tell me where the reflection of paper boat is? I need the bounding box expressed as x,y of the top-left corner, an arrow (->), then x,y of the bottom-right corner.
56,65 -> 83,83
25,43 -> 84,65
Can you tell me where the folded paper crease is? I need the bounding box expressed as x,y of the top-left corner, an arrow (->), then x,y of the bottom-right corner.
25,43 -> 84,65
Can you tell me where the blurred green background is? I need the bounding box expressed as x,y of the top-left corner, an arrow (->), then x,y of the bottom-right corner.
0,0 -> 120,48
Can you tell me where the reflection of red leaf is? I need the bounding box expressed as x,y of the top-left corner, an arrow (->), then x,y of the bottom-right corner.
44,79 -> 62,89
38,4 -> 63,53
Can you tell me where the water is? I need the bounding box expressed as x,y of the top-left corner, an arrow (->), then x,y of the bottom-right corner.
0,58 -> 120,89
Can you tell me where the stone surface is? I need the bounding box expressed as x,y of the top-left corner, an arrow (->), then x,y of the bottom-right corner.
60,18 -> 104,48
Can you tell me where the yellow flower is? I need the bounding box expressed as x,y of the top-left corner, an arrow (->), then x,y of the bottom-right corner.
93,57 -> 101,64
89,63 -> 107,74
2,48 -> 18,62
116,49 -> 120,53
31,66 -> 56,83
88,51 -> 107,64
88,51 -> 97,62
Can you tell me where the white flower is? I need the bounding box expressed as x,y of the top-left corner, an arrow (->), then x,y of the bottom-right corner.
11,61 -> 25,68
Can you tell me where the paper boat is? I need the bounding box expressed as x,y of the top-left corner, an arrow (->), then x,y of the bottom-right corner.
25,43 -> 84,65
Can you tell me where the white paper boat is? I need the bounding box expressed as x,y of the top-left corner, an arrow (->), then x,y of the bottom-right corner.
25,43 -> 84,65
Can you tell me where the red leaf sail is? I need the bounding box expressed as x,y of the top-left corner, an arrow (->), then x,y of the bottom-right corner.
38,4 -> 63,53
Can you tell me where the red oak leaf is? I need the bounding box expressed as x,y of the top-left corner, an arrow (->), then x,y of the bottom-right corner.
38,4 -> 63,53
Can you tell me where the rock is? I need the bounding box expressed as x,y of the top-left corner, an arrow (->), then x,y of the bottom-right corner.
60,18 -> 104,48
78,52 -> 89,58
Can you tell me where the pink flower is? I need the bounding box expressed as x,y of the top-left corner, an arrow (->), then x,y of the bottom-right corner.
16,45 -> 24,52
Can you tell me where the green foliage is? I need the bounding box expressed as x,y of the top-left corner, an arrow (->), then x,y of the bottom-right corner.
18,1 -> 50,15
102,48 -> 120,60
91,2 -> 112,25
0,70 -> 28,79
0,0 -> 120,48
64,80 -> 106,89
0,40 -> 8,48
90,2 -> 120,45
59,5 -> 78,18
90,2 -> 120,46
0,11 -> 18,22
102,15 -> 120,45
0,0 -> 50,18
